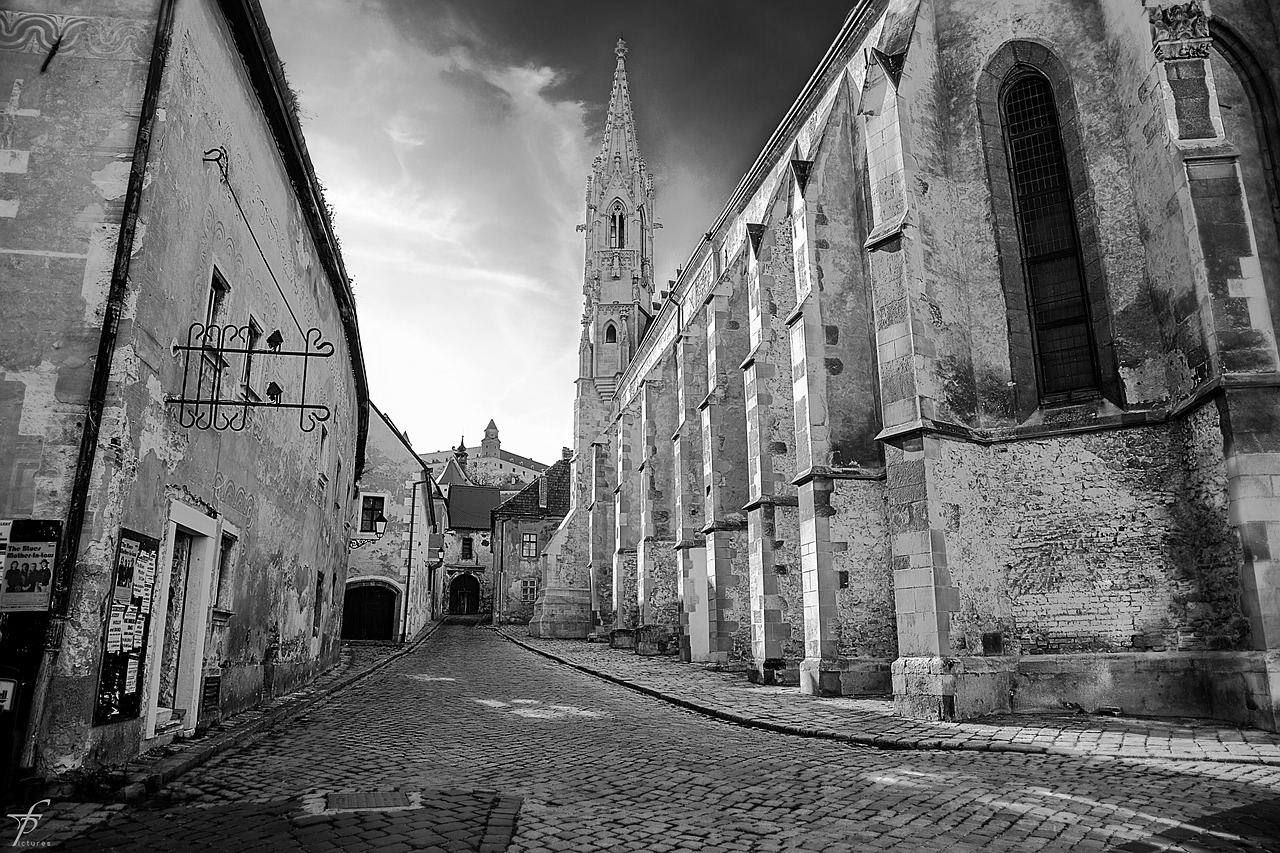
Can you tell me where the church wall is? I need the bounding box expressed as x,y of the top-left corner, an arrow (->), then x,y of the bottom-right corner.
552,0 -> 1280,728
930,405 -> 1244,657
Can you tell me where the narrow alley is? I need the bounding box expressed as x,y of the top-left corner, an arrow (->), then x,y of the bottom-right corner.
39,622 -> 1280,852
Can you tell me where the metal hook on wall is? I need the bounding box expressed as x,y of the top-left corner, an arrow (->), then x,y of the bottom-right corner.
202,146 -> 229,182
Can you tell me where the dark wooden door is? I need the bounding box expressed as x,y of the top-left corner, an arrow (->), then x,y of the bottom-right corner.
342,585 -> 396,641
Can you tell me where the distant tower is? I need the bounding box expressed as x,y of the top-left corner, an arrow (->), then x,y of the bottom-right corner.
479,419 -> 500,458
578,37 -> 656,394
454,437 -> 468,470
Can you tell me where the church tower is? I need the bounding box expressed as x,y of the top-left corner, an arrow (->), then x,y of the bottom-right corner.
577,38 -> 656,395
479,419 -> 500,458
532,39 -> 655,639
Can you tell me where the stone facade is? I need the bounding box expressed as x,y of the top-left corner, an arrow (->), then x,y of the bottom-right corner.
344,405 -> 435,642
492,455 -> 571,624
541,1 -> 1280,731
0,0 -> 368,783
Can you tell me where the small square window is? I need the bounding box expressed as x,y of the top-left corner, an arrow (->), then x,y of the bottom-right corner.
520,579 -> 538,603
359,495 -> 385,533
521,532 -> 538,559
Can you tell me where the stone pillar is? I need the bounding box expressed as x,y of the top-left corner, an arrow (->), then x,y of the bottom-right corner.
638,375 -> 680,652
701,267 -> 752,664
1147,0 -> 1280,729
588,435 -> 616,631
787,64 -> 900,697
529,376 -> 606,639
613,405 -> 640,629
743,214 -> 804,682
674,313 -> 710,661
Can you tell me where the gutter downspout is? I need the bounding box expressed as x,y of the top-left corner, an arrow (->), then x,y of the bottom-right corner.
20,0 -> 178,772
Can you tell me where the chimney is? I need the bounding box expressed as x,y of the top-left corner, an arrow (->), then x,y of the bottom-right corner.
562,447 -> 573,461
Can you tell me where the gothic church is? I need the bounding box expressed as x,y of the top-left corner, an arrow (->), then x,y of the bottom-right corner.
532,0 -> 1280,732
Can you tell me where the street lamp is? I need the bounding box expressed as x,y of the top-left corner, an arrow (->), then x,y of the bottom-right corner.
347,512 -> 388,550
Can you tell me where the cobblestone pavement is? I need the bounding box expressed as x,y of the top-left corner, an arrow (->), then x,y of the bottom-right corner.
502,630 -> 1280,767
28,622 -> 1280,851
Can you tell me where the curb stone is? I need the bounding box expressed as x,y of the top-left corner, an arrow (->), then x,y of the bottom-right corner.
114,620 -> 447,801
496,628 -> 1280,767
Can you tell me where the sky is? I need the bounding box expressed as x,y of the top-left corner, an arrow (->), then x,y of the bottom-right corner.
260,0 -> 854,465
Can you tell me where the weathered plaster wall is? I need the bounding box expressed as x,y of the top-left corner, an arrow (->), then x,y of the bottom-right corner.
6,0 -> 363,773
495,518 -> 557,624
346,409 -> 432,639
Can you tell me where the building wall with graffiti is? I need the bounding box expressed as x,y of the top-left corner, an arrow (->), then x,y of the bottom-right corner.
0,0 -> 368,780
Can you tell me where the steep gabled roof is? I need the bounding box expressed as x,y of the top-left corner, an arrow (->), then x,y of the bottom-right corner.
493,458 -> 571,519
435,457 -> 472,486
446,484 -> 503,530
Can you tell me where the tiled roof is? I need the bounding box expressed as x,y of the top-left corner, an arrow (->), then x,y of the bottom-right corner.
493,459 -> 571,519
446,484 -> 503,530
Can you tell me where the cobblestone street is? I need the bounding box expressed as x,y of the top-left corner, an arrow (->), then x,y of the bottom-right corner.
38,622 -> 1280,851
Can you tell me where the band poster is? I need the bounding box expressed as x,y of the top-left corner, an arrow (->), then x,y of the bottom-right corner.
0,519 -> 62,613
94,528 -> 160,725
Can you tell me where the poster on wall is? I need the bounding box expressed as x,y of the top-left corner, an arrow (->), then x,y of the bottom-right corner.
0,519 -> 61,613
94,528 -> 160,726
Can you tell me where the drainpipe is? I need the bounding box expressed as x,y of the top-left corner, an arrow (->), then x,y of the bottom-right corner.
20,0 -> 178,772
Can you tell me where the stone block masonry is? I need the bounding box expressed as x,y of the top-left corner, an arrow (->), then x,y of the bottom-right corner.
543,1 -> 1280,732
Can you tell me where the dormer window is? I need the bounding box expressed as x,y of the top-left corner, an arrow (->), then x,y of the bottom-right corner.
604,323 -> 617,344
608,203 -> 626,249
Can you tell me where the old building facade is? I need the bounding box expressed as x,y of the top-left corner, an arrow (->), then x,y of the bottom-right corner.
492,454 -> 571,624
344,404 -> 436,642
0,0 -> 368,786
536,1 -> 1280,731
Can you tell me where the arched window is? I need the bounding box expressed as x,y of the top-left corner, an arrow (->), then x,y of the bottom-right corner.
608,203 -> 626,249
1001,69 -> 1098,399
604,323 -> 617,344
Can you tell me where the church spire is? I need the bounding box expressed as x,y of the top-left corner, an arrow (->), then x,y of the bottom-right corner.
600,38 -> 640,173
579,38 -> 656,386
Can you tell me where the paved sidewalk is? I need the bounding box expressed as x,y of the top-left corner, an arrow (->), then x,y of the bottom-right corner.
499,627 -> 1280,767
23,625 -> 443,847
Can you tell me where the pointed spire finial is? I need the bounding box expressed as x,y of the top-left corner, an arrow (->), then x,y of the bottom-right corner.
616,37 -> 627,62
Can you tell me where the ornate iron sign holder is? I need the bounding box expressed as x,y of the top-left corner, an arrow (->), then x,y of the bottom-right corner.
166,322 -> 334,432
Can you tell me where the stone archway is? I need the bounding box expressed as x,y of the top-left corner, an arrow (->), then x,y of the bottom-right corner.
342,582 -> 398,641
449,573 -> 481,615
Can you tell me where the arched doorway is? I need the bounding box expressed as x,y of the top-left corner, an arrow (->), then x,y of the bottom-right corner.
449,573 -> 480,615
342,583 -> 398,641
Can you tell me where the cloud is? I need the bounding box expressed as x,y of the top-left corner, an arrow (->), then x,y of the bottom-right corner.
262,0 -> 593,462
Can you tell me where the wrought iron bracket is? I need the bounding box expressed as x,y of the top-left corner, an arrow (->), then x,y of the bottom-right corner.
166,322 -> 334,432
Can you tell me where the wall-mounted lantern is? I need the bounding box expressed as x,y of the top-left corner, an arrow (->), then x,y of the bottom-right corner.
348,513 -> 388,551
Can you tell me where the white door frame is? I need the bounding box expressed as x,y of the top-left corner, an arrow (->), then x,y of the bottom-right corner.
143,500 -> 219,739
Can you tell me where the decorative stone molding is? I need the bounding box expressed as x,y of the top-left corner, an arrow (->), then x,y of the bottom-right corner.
1149,1 -> 1211,61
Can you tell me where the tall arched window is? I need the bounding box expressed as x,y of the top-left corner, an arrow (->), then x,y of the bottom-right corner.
604,323 -> 617,343
1001,70 -> 1098,399
609,203 -> 626,249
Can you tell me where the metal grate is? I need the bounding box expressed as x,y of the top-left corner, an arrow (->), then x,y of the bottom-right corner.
326,792 -> 412,811
1003,74 -> 1097,397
